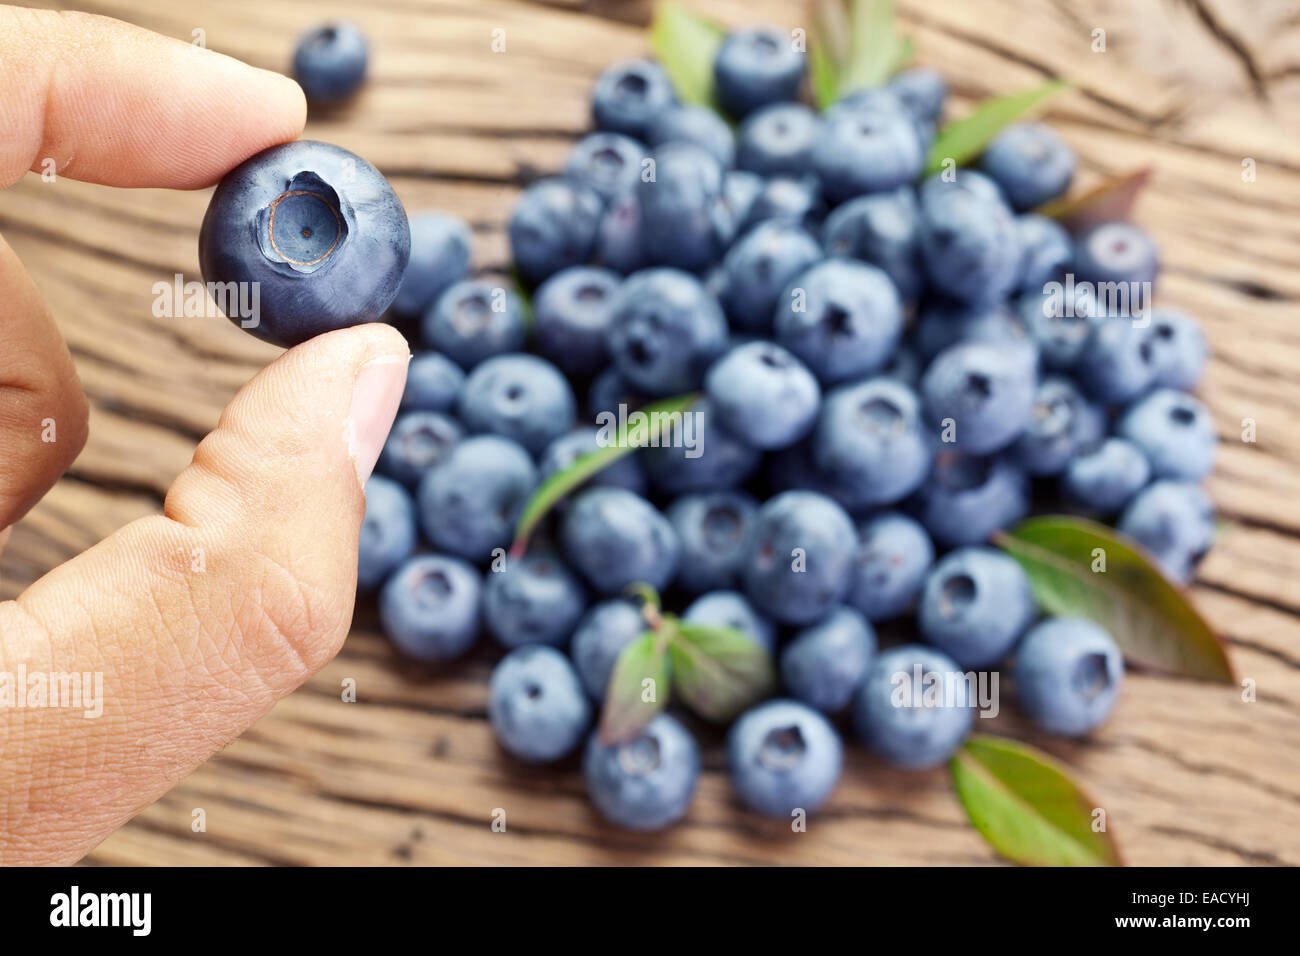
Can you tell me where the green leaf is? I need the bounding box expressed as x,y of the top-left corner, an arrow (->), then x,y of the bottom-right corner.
1037,167 -> 1152,233
994,516 -> 1234,684
650,2 -> 725,107
808,35 -> 841,110
951,735 -> 1124,866
599,632 -> 671,744
510,392 -> 698,556
924,80 -> 1068,174
669,623 -> 775,722
840,0 -> 908,94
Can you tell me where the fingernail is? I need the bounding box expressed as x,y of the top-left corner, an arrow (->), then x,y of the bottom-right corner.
347,355 -> 408,486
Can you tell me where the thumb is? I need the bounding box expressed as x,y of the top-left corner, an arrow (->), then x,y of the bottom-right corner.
0,322 -> 409,864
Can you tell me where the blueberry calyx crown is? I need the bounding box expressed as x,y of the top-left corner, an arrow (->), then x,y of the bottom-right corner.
255,171 -> 349,274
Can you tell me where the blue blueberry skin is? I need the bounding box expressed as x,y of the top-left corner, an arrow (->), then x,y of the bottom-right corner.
887,67 -> 947,125
918,546 -> 1037,669
596,190 -> 647,275
921,341 -> 1039,456
727,700 -> 843,817
484,552 -> 587,649
741,491 -> 858,625
1073,221 -> 1160,288
401,351 -> 466,413
1016,285 -> 1103,370
912,299 -> 1038,364
586,368 -> 645,421
1014,617 -> 1124,737
292,22 -> 367,104
1072,319 -> 1158,405
638,143 -> 732,271
682,590 -> 777,655
1117,480 -> 1215,584
714,25 -> 804,118
811,94 -> 924,202
781,607 -> 876,713
583,713 -> 700,831
379,554 -> 482,661
737,103 -> 818,176
978,122 -> 1076,211
667,490 -> 758,594
821,187 -> 923,303
392,212 -> 472,318
852,644 -> 975,769
198,141 -> 410,348
1117,388 -> 1217,482
773,259 -> 904,385
1063,437 -> 1151,515
910,450 -> 1031,547
640,398 -> 762,495
422,278 -> 528,370
648,104 -> 736,168
1149,307 -> 1208,390
591,58 -> 677,140
417,435 -> 537,562
565,132 -> 647,204
539,428 -> 647,496
376,410 -> 464,489
489,646 -> 592,762
606,268 -> 728,395
917,169 -> 1022,304
717,221 -> 824,333
705,341 -> 822,450
1012,376 -> 1106,477
570,600 -> 646,701
530,267 -> 619,377
737,176 -> 826,233
1014,213 -> 1073,292
358,475 -> 417,592
812,377 -> 932,509
508,178 -> 604,285
457,353 -> 576,455
561,487 -> 680,595
848,511 -> 935,621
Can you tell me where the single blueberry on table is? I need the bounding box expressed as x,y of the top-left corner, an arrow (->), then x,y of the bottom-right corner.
705,341 -> 822,450
357,475 -> 417,592
978,122 -> 1076,211
1072,318 -> 1158,405
376,410 -> 463,489
811,92 -> 924,202
1014,617 -> 1124,737
910,450 -> 1030,548
1116,387 -> 1217,482
565,131 -> 647,204
1014,213 -> 1073,292
379,554 -> 482,661
533,266 -> 620,377
392,212 -> 472,318
727,699 -> 843,818
917,169 -> 1021,304
570,599 -> 646,701
1117,480 -> 1215,585
716,220 -> 824,334
591,59 -> 677,140
198,141 -> 410,347
457,353 -> 576,455
921,341 -> 1038,456
741,490 -> 858,625
1148,307 -> 1208,391
489,646 -> 592,763
583,713 -> 700,831
714,25 -> 805,119
648,104 -> 736,168
417,435 -> 537,562
422,278 -> 528,370
820,186 -> 923,303
682,590 -> 777,655
637,143 -> 730,272
918,546 -> 1037,670
561,487 -> 680,595
508,178 -> 604,285
640,398 -> 762,495
780,607 -> 876,713
538,427 -> 647,496
292,22 -> 368,105
1062,437 -> 1151,515
667,490 -> 758,594
737,102 -> 818,176
400,351 -> 466,413
912,299 -> 1038,365
484,552 -> 587,649
853,644 -> 975,769
887,66 -> 947,125
847,511 -> 935,622
1072,221 -> 1160,288
1011,376 -> 1106,477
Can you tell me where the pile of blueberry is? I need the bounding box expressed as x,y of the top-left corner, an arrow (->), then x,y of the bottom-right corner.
358,25 -> 1217,830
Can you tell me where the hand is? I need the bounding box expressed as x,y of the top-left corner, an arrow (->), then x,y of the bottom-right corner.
0,8 -> 409,864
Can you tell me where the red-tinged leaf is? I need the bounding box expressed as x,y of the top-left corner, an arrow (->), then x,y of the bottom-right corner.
1038,168 -> 1153,232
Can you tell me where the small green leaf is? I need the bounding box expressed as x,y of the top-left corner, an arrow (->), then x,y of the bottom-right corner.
625,582 -> 661,612
1037,167 -> 1152,233
840,0 -> 908,94
994,516 -> 1234,684
599,632 -> 671,744
650,2 -> 726,108
510,392 -> 698,556
924,80 -> 1068,174
669,623 -> 775,722
951,735 -> 1123,866
808,36 -> 841,110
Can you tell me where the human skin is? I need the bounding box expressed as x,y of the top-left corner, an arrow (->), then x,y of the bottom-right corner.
0,7 -> 409,864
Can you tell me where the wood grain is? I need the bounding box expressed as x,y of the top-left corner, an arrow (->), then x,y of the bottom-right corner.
2,0 -> 1298,866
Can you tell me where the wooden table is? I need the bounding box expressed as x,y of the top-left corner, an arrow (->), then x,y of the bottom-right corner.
2,0 -> 1298,865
